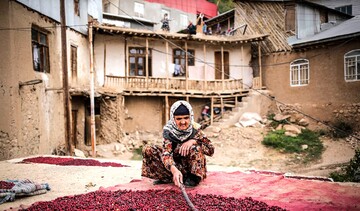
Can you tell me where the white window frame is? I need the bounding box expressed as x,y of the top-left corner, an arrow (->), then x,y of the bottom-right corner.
344,49 -> 360,82
180,14 -> 188,28
134,2 -> 144,18
290,59 -> 309,86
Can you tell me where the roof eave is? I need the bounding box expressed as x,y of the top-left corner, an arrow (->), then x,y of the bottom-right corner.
291,33 -> 360,48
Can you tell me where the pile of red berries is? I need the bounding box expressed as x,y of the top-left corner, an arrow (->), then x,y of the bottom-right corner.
21,189 -> 286,211
20,156 -> 128,167
0,181 -> 15,189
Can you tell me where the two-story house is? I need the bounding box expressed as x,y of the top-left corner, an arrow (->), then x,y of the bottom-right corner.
233,0 -> 360,130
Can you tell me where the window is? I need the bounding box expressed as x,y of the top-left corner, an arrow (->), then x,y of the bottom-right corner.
344,50 -> 360,81
173,49 -> 195,76
290,59 -> 309,86
335,5 -> 352,15
103,2 -> 110,13
71,45 -> 77,79
134,2 -> 144,18
180,14 -> 188,28
129,47 -> 152,76
32,26 -> 50,73
74,0 -> 80,16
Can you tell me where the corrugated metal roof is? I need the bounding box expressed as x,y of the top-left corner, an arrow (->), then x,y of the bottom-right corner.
290,15 -> 360,47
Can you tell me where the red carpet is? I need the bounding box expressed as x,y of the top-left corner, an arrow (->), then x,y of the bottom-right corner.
100,171 -> 360,211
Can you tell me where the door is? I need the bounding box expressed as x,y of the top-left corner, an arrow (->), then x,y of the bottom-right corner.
214,51 -> 229,80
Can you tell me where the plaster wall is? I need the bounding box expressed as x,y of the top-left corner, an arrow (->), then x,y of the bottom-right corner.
0,1 -> 68,160
122,96 -> 208,134
68,31 -> 91,87
262,38 -> 360,127
114,0 -> 197,33
94,35 -> 253,83
123,96 -> 163,133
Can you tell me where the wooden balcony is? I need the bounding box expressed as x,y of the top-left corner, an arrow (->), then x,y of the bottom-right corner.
104,76 -> 249,97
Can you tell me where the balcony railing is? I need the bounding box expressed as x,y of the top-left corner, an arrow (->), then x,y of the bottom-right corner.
104,76 -> 245,94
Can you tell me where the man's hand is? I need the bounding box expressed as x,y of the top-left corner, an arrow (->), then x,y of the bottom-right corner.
171,165 -> 183,187
179,139 -> 197,157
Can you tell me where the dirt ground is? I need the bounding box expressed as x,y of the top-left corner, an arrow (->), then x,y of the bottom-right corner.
0,126 -> 358,210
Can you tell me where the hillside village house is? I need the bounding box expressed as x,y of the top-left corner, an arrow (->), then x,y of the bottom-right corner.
233,0 -> 360,129
93,24 -> 267,133
2,0 -> 359,161
0,0 -> 102,160
0,0 -> 266,160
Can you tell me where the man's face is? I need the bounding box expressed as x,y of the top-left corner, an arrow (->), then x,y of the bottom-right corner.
174,115 -> 190,130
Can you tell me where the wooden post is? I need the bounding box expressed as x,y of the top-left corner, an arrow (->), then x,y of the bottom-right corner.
185,42 -> 188,91
220,97 -> 224,117
103,43 -> 106,86
258,43 -> 262,88
165,95 -> 169,123
210,97 -> 214,125
221,46 -> 224,91
125,38 -> 128,86
88,21 -> 96,157
186,96 -> 189,102
203,44 -> 207,91
60,0 -> 72,156
166,41 -> 169,89
146,38 -> 149,89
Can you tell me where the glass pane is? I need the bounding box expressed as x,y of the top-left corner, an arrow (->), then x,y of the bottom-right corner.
33,45 -> 40,71
345,50 -> 360,57
40,33 -> 47,45
130,49 -> 137,54
31,29 -> 38,41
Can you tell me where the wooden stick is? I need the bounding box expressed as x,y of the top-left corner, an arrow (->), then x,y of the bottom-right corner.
180,184 -> 198,211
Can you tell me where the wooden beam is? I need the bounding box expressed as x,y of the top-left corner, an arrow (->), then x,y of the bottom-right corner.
146,38 -> 149,89
185,42 -> 188,91
166,41 -> 169,89
203,44 -> 207,92
221,46 -> 224,91
165,95 -> 169,123
258,43 -> 262,88
211,97 -> 214,125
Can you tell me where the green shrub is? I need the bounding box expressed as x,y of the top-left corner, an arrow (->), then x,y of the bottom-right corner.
262,129 -> 324,162
131,146 -> 143,160
329,149 -> 360,182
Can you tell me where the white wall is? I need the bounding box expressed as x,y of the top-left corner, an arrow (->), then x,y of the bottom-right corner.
94,35 -> 254,83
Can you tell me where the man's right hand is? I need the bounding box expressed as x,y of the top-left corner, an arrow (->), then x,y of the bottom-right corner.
170,165 -> 183,187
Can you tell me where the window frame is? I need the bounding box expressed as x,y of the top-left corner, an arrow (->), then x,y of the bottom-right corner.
71,45 -> 78,80
134,2 -> 144,18
31,26 -> 50,73
173,49 -> 195,77
344,49 -> 360,82
74,0 -> 80,16
128,47 -> 152,77
290,59 -> 310,86
180,14 -> 188,28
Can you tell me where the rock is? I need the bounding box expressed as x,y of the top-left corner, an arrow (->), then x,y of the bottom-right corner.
298,118 -> 309,126
273,114 -> 290,122
301,144 -> 308,150
74,148 -> 86,158
283,124 -> 302,134
276,124 -> 283,130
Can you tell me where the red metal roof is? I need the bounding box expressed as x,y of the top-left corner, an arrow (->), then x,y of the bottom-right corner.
145,0 -> 217,18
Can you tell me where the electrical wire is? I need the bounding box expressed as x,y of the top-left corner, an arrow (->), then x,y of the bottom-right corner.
2,1 -> 357,141
104,0 -> 360,141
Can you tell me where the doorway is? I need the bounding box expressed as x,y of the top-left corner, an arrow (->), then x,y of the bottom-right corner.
214,51 -> 229,80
